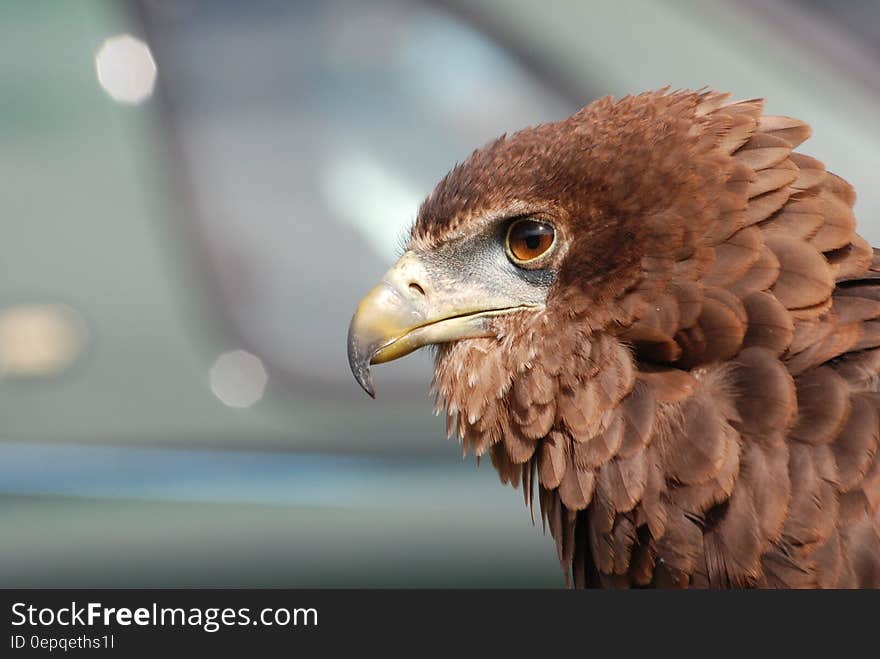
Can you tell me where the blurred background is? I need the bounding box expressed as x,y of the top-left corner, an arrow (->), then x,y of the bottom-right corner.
2,0 -> 879,587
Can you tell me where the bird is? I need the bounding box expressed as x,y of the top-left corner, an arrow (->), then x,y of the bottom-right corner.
347,89 -> 880,588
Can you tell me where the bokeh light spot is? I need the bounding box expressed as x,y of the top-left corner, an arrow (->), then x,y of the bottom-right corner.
95,34 -> 157,105
209,350 -> 268,408
0,304 -> 88,378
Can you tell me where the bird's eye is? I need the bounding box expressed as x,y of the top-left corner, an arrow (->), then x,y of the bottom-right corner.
505,218 -> 556,265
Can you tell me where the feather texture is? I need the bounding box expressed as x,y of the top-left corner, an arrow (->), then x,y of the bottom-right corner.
413,89 -> 880,588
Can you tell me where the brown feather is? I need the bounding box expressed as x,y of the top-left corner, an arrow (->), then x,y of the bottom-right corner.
789,153 -> 825,191
765,234 -> 835,310
832,393 -> 879,492
756,115 -> 811,147
741,291 -> 795,355
729,244 -> 781,296
790,367 -> 851,445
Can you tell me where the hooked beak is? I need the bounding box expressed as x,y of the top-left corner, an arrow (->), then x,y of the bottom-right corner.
347,251 -> 532,397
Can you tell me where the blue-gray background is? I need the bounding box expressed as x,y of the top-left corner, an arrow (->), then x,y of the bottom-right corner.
2,0 -> 879,586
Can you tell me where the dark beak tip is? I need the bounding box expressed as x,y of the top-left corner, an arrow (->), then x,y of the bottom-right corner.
347,326 -> 377,399
358,370 -> 376,400
355,367 -> 376,399
347,356 -> 376,398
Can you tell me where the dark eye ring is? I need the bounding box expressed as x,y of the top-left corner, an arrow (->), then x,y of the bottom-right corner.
505,218 -> 556,266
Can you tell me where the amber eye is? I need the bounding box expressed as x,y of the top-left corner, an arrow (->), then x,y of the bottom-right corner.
505,218 -> 556,265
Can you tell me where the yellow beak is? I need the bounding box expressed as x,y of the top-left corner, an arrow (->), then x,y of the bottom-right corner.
347,251 -> 532,397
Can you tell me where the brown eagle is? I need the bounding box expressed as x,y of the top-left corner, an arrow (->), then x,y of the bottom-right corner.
347,89 -> 880,588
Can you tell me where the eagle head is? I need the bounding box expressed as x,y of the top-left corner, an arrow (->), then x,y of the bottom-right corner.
348,90 -> 730,455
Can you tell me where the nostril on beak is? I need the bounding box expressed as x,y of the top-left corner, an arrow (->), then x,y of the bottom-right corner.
408,282 -> 426,297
